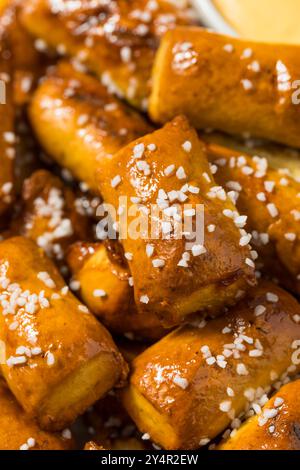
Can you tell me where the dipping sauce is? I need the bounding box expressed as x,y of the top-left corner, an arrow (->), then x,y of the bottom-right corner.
214,0 -> 300,44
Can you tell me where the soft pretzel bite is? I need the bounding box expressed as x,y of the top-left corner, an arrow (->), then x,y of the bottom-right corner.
21,0 -> 193,108
0,0 -> 43,106
11,169 -> 92,265
202,131 -> 300,182
150,27 -> 300,148
0,380 -> 73,450
0,236 -> 128,431
67,241 -> 167,339
29,61 -> 152,192
0,28 -> 14,217
207,142 -> 300,295
218,379 -> 300,450
122,281 -> 300,450
97,116 -> 256,328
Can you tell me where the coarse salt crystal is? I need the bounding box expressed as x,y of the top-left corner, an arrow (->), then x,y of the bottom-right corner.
93,289 -> 107,298
266,292 -> 279,303
219,400 -> 231,412
267,203 -> 278,218
182,141 -> 192,152
254,305 -> 266,316
236,363 -> 248,375
173,375 -> 189,389
111,175 -> 122,188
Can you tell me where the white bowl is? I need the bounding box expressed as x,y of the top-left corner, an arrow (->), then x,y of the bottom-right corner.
191,0 -> 237,37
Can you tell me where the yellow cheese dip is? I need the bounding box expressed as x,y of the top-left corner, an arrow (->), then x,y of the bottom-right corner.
214,0 -> 300,44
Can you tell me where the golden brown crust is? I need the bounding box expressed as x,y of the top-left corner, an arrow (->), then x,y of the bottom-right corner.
11,169 -> 92,265
20,0 -> 193,108
150,27 -> 300,148
122,281 -> 300,449
0,236 -> 128,430
67,242 -> 167,339
0,380 -> 73,450
97,116 -> 256,327
219,380 -> 300,450
29,61 -> 152,192
206,142 -> 300,294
